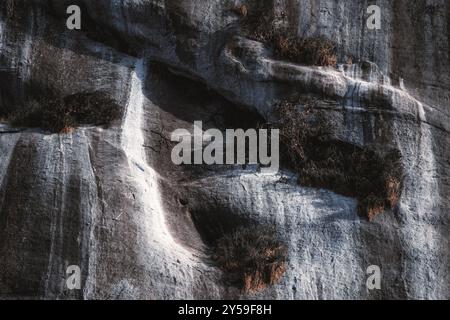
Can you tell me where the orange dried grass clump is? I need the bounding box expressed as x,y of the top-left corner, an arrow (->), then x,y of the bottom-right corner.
215,225 -> 287,293
276,98 -> 403,221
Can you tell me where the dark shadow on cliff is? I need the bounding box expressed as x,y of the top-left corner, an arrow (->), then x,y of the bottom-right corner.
8,90 -> 122,133
142,61 -> 267,182
187,203 -> 287,294
275,97 -> 404,221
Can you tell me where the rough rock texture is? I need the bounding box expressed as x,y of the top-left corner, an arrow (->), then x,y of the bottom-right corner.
0,0 -> 449,299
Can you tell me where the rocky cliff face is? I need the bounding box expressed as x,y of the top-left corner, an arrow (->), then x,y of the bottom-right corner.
0,0 -> 449,299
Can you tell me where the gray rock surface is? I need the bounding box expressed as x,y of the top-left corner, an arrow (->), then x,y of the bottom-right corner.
0,0 -> 448,299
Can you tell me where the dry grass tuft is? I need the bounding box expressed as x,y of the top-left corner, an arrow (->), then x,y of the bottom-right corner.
214,224 -> 287,294
359,194 -> 386,221
240,4 -> 337,66
276,98 -> 403,220
233,4 -> 248,17
274,35 -> 337,67
10,91 -> 122,133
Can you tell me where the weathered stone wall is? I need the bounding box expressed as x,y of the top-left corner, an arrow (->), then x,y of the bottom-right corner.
0,0 -> 448,299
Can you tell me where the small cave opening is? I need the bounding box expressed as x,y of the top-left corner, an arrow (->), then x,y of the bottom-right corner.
189,206 -> 287,294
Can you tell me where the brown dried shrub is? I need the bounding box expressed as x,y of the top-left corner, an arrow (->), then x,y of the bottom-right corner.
240,1 -> 276,43
214,224 -> 287,293
273,35 -> 337,67
276,98 -> 403,220
359,195 -> 386,221
386,176 -> 401,208
240,4 -> 337,66
233,4 -> 248,17
10,91 -> 122,133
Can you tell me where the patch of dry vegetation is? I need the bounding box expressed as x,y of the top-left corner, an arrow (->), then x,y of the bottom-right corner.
273,35 -> 337,67
232,4 -> 248,18
276,98 -> 403,220
240,2 -> 337,66
9,91 -> 122,133
190,207 -> 287,293
240,1 -> 275,43
214,224 -> 287,294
